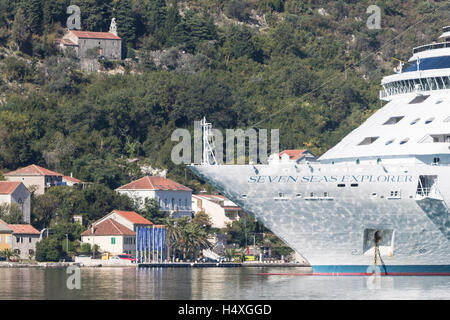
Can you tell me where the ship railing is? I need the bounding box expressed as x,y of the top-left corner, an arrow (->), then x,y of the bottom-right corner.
416,187 -> 430,197
413,41 -> 450,54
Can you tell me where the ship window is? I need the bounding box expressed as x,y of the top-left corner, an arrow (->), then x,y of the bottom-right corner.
337,184 -> 345,187
399,138 -> 409,145
383,116 -> 404,125
409,95 -> 429,104
377,158 -> 382,164
388,191 -> 401,198
356,159 -> 360,164
295,193 -> 302,198
444,116 -> 450,122
241,194 -> 247,199
410,118 -> 420,125
436,99 -> 444,104
385,139 -> 394,145
351,183 -> 358,187
433,157 -> 440,165
425,117 -> 435,124
358,137 -> 379,145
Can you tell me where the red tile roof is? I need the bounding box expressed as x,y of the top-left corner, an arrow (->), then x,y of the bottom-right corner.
112,210 -> 153,225
56,38 -> 77,46
116,176 -> 192,192
279,150 -> 308,160
8,224 -> 40,235
0,181 -> 21,194
0,219 -> 12,232
5,164 -> 63,177
81,219 -> 135,237
70,31 -> 121,40
63,176 -> 82,183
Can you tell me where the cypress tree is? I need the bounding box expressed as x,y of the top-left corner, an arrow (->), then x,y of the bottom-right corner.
145,0 -> 167,42
164,0 -> 181,46
115,0 -> 137,46
26,0 -> 43,35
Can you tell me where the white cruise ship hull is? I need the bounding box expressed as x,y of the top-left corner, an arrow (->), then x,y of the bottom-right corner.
189,163 -> 450,275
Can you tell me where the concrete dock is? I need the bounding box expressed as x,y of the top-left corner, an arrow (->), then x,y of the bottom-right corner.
138,262 -> 309,268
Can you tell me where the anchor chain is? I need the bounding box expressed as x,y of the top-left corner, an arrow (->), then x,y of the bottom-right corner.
373,231 -> 381,275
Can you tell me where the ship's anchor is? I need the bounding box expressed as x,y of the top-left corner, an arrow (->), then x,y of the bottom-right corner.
373,231 -> 388,275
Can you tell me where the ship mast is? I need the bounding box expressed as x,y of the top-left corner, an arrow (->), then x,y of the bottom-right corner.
201,117 -> 217,165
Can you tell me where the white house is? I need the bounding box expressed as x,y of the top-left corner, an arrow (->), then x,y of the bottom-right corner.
192,194 -> 243,229
81,210 -> 155,255
0,181 -> 31,223
62,174 -> 82,186
116,176 -> 193,218
81,219 -> 137,255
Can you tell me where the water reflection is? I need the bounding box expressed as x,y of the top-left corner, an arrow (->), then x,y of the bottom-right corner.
0,267 -> 449,300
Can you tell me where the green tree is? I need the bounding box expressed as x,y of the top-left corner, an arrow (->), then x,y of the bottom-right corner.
31,193 -> 59,230
72,0 -> 112,31
192,210 -> 212,229
80,243 -> 91,254
115,0 -> 136,47
35,237 -> 63,262
25,0 -> 43,35
144,0 -> 166,42
138,198 -> 165,224
11,8 -> 30,52
164,0 -> 181,46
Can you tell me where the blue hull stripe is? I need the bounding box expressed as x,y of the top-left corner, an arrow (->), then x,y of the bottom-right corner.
312,265 -> 450,275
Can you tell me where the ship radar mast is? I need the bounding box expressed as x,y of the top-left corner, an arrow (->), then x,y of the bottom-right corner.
201,117 -> 217,165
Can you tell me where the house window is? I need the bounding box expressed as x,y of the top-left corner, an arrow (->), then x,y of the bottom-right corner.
16,237 -> 20,243
29,237 -> 32,243
111,237 -> 116,245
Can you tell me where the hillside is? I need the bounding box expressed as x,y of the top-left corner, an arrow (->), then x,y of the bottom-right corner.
0,0 -> 449,192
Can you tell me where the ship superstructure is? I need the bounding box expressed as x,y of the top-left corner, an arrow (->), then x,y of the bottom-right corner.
189,27 -> 450,275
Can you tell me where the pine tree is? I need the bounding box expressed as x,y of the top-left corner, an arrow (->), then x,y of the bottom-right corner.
12,7 -> 30,51
115,0 -> 136,46
144,0 -> 167,42
164,0 -> 181,46
26,0 -> 43,35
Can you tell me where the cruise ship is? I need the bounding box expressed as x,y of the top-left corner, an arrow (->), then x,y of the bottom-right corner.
189,26 -> 450,275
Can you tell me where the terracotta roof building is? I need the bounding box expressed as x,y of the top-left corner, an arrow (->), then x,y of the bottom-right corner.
81,219 -> 136,256
81,219 -> 136,237
271,149 -> 317,164
56,19 -> 122,61
93,209 -> 153,232
5,164 -> 82,194
192,194 -> 243,228
5,164 -> 63,195
0,181 -> 31,223
116,176 -> 193,218
2,221 -> 41,260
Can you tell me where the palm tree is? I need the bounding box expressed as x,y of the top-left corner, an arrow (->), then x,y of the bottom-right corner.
162,216 -> 181,262
179,221 -> 211,261
2,248 -> 18,262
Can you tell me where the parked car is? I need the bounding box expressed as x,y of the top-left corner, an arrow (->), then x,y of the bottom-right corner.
118,254 -> 136,262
